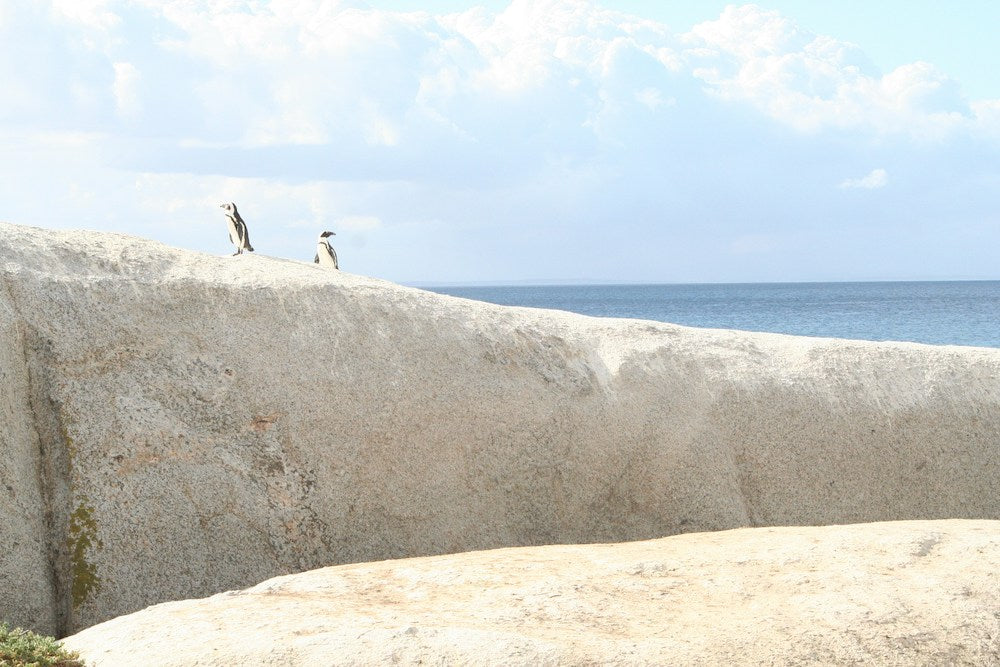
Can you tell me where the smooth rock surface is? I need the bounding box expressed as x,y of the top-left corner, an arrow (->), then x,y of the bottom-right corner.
1,222 -> 999,635
62,520 -> 1000,666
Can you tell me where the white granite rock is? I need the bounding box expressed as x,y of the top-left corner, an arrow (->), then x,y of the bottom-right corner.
1,222 -> 998,635
0,273 -> 58,633
62,520 -> 1000,666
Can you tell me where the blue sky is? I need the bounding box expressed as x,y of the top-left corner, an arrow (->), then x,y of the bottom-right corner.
1,1 -> 998,284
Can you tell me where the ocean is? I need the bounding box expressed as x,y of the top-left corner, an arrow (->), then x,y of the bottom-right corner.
422,281 -> 1000,349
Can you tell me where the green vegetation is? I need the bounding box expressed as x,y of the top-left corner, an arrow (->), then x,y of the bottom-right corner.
0,623 -> 85,666
59,415 -> 102,608
67,498 -> 103,608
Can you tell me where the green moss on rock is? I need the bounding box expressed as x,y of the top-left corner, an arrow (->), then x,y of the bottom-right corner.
67,499 -> 102,609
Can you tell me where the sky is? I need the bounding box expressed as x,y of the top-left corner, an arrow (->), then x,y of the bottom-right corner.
1,1 -> 998,285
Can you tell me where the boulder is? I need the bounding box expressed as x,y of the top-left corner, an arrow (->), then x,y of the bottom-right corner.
1,222 -> 998,635
62,520 -> 1000,665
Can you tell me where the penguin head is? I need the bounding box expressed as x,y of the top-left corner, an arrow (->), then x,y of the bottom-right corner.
319,230 -> 336,239
220,202 -> 238,215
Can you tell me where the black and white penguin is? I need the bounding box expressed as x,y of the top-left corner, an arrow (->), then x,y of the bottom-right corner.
314,231 -> 339,269
220,202 -> 254,255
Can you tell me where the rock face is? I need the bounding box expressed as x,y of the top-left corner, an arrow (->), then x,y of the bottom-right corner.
1,222 -> 999,636
61,520 -> 1000,665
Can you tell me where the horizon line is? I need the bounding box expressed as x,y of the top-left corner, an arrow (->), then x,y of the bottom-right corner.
409,277 -> 1000,288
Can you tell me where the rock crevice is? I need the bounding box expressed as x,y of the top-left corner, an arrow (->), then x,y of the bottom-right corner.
0,274 -> 64,634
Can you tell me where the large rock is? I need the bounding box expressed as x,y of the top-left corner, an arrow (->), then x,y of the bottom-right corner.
61,520 -> 1000,665
0,222 -> 998,636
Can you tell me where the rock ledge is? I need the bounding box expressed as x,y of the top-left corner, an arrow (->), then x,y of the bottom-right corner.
63,520 -> 1000,666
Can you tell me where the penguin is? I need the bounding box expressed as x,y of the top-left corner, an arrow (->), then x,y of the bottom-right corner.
220,202 -> 254,255
314,231 -> 339,269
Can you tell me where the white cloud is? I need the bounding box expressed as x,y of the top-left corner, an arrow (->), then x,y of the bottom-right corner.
972,99 -> 1000,140
49,0 -> 120,31
12,0 -> 995,154
682,5 -> 982,139
112,62 -> 141,117
634,86 -> 672,110
839,168 -> 888,190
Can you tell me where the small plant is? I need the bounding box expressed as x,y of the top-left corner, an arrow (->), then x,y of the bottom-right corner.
0,623 -> 85,667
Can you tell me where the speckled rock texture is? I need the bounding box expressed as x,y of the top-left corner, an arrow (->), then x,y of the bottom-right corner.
62,520 -> 1000,666
1,222 -> 998,636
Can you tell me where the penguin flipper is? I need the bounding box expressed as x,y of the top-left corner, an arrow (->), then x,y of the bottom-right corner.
313,254 -> 319,264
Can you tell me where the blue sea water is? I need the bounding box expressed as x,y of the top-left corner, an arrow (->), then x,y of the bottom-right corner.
422,281 -> 1000,349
